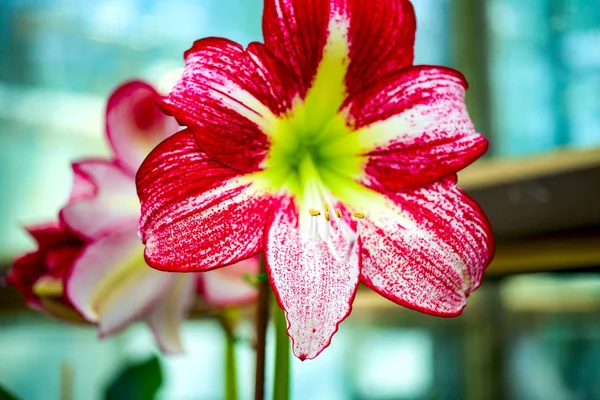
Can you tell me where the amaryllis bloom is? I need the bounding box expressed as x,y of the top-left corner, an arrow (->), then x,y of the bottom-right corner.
136,0 -> 494,359
6,223 -> 86,322
59,81 -> 258,353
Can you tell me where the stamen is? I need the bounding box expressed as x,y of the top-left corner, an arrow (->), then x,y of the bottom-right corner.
309,214 -> 318,240
303,184 -> 366,260
323,218 -> 331,240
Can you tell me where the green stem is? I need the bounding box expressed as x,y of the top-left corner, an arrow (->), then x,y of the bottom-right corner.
254,258 -> 270,400
224,328 -> 238,400
273,302 -> 291,400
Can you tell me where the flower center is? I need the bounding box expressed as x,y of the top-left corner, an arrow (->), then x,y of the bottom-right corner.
259,105 -> 365,203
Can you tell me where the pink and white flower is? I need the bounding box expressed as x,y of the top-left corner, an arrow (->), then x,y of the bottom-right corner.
56,81 -> 258,353
136,0 -> 494,359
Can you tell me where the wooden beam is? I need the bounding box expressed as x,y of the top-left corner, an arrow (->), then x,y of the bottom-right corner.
486,234 -> 600,276
501,275 -> 600,313
465,162 -> 600,239
459,147 -> 600,191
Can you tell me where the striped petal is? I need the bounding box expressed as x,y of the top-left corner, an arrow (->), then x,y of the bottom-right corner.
263,0 -> 415,97
265,196 -> 359,360
60,160 -> 139,240
161,39 -> 297,172
137,130 -> 273,272
346,66 -> 489,192
106,81 -> 179,174
146,273 -> 197,354
65,223 -> 173,336
359,177 -> 494,316
200,256 -> 259,307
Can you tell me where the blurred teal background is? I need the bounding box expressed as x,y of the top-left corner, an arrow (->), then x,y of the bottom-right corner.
488,0 -> 600,156
1,0 -> 599,399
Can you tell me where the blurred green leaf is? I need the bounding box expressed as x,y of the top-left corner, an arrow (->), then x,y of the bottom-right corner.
0,384 -> 19,400
104,355 -> 163,400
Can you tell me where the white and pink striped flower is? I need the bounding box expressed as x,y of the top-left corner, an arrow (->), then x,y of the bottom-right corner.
136,0 -> 494,360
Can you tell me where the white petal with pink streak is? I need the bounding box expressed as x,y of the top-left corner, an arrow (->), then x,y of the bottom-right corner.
265,196 -> 359,360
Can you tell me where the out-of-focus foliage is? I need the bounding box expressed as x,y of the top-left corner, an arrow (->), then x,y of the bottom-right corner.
104,356 -> 163,400
0,384 -> 19,400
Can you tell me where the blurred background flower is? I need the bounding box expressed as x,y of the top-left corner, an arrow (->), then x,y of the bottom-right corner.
0,0 -> 599,399
5,222 -> 87,323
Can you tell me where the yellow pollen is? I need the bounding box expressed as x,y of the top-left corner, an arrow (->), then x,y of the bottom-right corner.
323,202 -> 330,212
33,277 -> 64,298
335,208 -> 342,218
309,209 -> 321,217
352,212 -> 365,219
325,211 -> 331,221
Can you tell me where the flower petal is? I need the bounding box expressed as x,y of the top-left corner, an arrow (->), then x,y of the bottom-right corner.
199,256 -> 259,307
44,246 -> 81,276
26,223 -> 81,248
161,38 -> 297,172
65,223 -> 172,336
146,273 -> 197,354
7,252 -> 44,305
69,168 -> 96,202
346,66 -> 489,192
107,80 -> 179,174
359,178 -> 494,316
263,0 -> 415,96
137,130 -> 273,272
60,160 -> 139,240
265,196 -> 359,360
8,223 -> 84,312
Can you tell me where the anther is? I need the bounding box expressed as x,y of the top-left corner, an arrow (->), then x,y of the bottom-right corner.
309,209 -> 321,217
352,212 -> 365,219
335,208 -> 342,218
324,202 -> 331,212
325,211 -> 331,221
